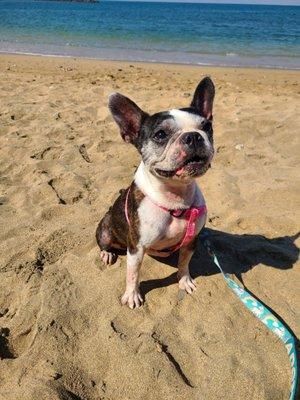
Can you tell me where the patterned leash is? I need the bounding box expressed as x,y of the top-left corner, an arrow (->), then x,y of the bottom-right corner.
200,230 -> 298,400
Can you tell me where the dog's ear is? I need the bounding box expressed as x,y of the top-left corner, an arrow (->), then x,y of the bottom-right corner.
108,93 -> 147,143
190,77 -> 215,120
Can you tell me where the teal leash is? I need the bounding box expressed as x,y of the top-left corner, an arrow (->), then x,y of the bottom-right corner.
200,230 -> 298,400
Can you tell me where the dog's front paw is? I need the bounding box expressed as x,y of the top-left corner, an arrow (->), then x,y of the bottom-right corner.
121,288 -> 143,309
178,275 -> 196,294
100,250 -> 118,266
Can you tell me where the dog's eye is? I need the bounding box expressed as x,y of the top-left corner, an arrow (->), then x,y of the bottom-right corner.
153,130 -> 168,142
201,120 -> 212,134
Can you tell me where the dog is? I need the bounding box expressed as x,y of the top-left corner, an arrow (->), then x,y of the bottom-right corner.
96,77 -> 215,309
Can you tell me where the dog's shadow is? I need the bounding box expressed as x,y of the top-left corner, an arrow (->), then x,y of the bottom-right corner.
140,228 -> 299,296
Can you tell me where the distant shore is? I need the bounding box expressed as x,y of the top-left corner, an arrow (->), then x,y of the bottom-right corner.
37,0 -> 100,3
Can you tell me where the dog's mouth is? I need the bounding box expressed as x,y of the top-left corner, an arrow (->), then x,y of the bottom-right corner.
155,154 -> 209,178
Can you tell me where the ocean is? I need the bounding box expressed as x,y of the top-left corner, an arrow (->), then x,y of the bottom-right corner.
0,0 -> 299,69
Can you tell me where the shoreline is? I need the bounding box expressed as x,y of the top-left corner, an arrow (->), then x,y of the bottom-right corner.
0,42 -> 299,71
1,51 -> 300,73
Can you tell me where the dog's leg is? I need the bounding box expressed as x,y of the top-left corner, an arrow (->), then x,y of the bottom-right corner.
96,212 -> 119,266
177,242 -> 196,294
121,246 -> 144,309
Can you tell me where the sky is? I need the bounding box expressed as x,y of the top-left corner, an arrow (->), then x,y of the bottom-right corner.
112,0 -> 300,5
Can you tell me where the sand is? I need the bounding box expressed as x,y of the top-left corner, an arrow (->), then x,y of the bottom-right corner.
0,54 -> 299,400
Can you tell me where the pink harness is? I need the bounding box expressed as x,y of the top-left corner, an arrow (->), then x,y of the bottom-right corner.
125,186 -> 207,253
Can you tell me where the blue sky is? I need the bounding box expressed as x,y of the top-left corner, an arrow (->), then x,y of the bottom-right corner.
112,0 -> 300,5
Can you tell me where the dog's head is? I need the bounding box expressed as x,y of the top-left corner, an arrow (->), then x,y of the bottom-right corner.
109,77 -> 215,181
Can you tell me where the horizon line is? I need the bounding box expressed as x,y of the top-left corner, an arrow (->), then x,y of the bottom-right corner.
104,0 -> 300,6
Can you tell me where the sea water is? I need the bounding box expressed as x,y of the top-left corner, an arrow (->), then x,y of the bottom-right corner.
0,1 -> 299,69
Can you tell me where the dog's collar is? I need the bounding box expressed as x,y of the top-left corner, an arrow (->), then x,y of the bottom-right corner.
124,185 -> 207,253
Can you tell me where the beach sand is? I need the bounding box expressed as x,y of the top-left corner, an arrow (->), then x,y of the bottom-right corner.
0,54 -> 299,400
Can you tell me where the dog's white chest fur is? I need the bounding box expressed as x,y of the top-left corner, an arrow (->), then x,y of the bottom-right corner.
137,198 -> 186,250
135,162 -> 207,254
139,200 -> 206,254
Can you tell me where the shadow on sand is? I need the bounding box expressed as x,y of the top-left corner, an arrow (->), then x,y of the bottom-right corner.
140,228 -> 299,296
140,228 -> 300,398
140,228 -> 300,361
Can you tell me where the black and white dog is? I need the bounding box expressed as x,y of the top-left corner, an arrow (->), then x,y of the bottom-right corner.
96,77 -> 215,308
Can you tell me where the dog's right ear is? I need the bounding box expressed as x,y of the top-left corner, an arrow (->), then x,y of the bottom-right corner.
108,93 -> 147,144
190,77 -> 215,120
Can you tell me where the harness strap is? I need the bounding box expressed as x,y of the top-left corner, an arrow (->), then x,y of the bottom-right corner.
124,185 -> 131,226
124,185 -> 206,252
167,205 -> 207,252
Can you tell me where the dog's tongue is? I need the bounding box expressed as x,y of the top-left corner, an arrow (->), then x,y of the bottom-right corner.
175,166 -> 186,176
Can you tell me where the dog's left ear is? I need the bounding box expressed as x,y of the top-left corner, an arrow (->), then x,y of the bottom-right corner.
109,93 -> 148,144
190,77 -> 215,120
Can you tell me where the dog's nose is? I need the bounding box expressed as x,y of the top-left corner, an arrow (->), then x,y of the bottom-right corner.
180,132 -> 204,149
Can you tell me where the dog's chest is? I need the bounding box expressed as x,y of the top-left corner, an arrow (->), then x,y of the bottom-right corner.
165,215 -> 188,239
137,197 -> 205,250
